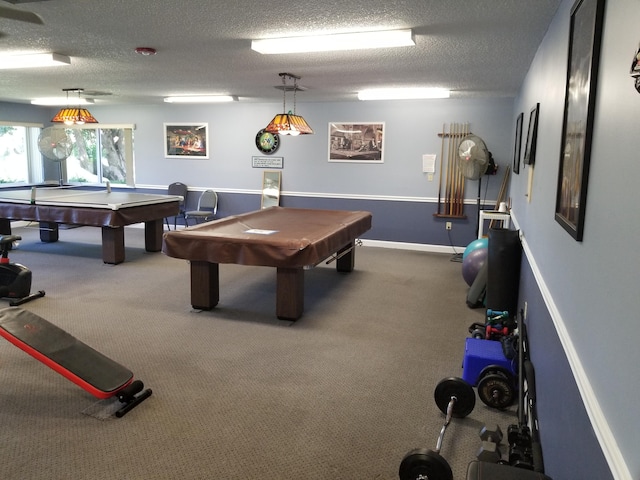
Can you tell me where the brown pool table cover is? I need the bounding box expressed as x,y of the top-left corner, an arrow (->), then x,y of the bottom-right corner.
162,207 -> 372,268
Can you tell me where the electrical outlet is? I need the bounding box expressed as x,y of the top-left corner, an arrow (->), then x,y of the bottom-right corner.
445,222 -> 452,230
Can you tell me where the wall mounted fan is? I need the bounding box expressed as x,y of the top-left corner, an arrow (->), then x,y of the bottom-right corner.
458,134 -> 490,180
38,127 -> 73,185
458,134 -> 497,233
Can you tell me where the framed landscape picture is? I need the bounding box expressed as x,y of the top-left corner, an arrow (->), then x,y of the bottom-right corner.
523,104 -> 539,166
328,122 -> 384,163
554,0 -> 605,241
513,112 -> 523,174
164,123 -> 209,159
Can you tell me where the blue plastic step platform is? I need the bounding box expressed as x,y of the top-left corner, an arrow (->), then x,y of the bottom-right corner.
462,337 -> 515,386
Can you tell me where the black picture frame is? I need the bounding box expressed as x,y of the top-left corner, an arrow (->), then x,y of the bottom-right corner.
513,112 -> 524,174
164,123 -> 209,159
523,103 -> 539,166
554,0 -> 606,241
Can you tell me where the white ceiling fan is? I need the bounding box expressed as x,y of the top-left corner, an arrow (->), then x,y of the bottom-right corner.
0,0 -> 49,25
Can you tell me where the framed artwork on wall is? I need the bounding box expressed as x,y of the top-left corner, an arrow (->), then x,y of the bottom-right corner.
328,122 -> 384,163
513,112 -> 524,174
164,123 -> 209,159
523,103 -> 539,166
554,0 -> 606,241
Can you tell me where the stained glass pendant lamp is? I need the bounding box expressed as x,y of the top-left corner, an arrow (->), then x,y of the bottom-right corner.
265,73 -> 313,136
51,88 -> 98,125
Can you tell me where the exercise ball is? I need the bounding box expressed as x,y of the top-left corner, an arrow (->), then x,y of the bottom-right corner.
462,247 -> 488,286
463,237 -> 488,260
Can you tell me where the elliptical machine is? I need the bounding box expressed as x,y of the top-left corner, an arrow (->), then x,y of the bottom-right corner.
0,235 -> 45,306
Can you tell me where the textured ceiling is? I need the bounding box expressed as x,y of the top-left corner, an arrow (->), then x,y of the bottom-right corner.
0,0 -> 561,105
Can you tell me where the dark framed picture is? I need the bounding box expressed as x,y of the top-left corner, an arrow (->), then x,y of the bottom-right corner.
554,0 -> 605,241
164,123 -> 209,159
523,104 -> 539,166
328,122 -> 384,163
513,112 -> 524,174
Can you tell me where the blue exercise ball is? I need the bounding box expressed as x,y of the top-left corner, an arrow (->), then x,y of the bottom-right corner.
462,247 -> 488,286
463,237 -> 488,260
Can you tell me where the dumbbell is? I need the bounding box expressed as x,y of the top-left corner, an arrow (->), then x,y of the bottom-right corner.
476,424 -> 503,463
398,377 -> 476,480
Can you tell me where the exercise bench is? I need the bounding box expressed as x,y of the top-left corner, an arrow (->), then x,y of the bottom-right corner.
0,307 -> 151,418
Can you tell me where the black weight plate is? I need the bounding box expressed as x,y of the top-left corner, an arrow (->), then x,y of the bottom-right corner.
399,448 -> 452,480
477,373 -> 514,409
433,377 -> 476,418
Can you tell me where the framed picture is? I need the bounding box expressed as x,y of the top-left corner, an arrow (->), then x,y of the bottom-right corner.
554,0 -> 605,241
513,112 -> 524,174
164,123 -> 209,159
523,104 -> 539,166
328,122 -> 384,163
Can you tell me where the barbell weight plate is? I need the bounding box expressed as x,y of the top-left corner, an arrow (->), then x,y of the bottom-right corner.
433,377 -> 476,418
477,373 -> 514,409
398,448 -> 453,480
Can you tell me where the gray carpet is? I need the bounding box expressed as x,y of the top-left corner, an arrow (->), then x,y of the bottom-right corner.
0,224 -> 516,479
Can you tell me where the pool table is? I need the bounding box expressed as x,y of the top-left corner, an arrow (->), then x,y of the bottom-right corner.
0,186 -> 181,264
162,206 -> 372,320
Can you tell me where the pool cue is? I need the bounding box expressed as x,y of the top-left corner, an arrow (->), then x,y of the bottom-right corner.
452,123 -> 460,216
436,123 -> 445,215
443,123 -> 453,215
490,165 -> 511,229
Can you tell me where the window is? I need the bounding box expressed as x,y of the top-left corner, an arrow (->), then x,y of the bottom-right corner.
0,122 -> 135,186
65,126 -> 135,186
0,122 -> 43,185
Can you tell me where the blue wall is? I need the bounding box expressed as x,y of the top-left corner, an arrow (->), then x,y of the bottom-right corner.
511,0 -> 639,478
2,1 -> 637,477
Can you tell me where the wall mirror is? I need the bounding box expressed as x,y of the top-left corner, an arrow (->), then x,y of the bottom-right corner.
261,170 -> 281,208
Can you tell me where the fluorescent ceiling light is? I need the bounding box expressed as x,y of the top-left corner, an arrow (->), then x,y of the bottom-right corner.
31,97 -> 95,106
164,95 -> 236,103
0,52 -> 71,70
357,88 -> 450,101
251,29 -> 414,54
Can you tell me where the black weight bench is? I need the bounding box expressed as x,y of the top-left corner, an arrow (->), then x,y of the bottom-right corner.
0,307 -> 151,418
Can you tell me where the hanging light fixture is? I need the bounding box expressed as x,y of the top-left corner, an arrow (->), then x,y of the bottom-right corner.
264,73 -> 313,136
51,88 -> 98,125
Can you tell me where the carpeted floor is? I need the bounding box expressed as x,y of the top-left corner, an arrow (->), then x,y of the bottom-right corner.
0,223 -> 516,479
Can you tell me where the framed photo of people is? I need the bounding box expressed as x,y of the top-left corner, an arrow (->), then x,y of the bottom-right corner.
328,122 -> 384,163
164,123 -> 209,159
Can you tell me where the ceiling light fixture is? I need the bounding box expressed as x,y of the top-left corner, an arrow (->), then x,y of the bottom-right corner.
163,95 -> 236,103
264,73 -> 313,136
0,52 -> 71,70
251,29 -> 414,54
31,97 -> 95,106
51,88 -> 98,125
357,87 -> 451,101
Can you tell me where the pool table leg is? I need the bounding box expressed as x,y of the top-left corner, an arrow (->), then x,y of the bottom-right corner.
0,218 -> 10,236
276,267 -> 304,320
143,219 -> 163,252
39,222 -> 59,242
336,241 -> 355,272
102,227 -> 125,264
190,261 -> 219,310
